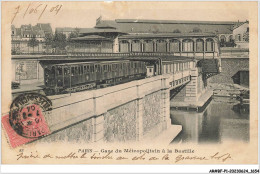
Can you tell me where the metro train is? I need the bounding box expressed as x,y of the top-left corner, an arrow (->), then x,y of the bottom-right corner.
43,59 -> 193,95
44,60 -> 155,95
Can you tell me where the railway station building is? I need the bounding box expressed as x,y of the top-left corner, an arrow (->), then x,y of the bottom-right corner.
12,18 -> 242,89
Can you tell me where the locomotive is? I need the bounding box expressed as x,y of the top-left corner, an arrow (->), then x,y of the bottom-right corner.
44,60 -> 156,95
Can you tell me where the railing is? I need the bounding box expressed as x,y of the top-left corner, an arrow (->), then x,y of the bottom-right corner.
220,47 -> 249,58
67,51 -> 217,57
67,52 -> 178,57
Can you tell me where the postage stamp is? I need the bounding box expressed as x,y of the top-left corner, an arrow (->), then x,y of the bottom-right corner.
2,93 -> 52,148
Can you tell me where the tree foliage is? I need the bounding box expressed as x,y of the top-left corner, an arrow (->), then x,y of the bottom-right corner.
44,33 -> 54,46
68,28 -> 80,41
27,35 -> 39,53
173,29 -> 181,33
192,27 -> 202,33
52,31 -> 67,51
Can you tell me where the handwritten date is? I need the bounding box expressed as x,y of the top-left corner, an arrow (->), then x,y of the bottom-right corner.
12,3 -> 62,23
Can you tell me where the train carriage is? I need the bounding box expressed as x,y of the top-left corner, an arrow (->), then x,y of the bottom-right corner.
44,60 -> 149,95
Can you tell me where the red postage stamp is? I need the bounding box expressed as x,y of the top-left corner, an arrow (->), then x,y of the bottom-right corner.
2,93 -> 52,148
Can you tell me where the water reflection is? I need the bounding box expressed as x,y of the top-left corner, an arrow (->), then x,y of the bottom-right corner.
170,97 -> 249,144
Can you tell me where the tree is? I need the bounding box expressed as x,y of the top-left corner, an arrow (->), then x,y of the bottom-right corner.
192,27 -> 202,33
52,31 -> 67,53
243,31 -> 249,42
68,28 -> 80,41
173,29 -> 181,33
27,35 -> 39,53
44,33 -> 54,54
68,32 -> 78,41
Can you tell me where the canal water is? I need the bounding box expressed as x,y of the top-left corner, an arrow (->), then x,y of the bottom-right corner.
170,97 -> 249,144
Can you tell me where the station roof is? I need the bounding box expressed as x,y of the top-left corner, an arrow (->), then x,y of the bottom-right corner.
71,35 -> 111,41
79,28 -> 127,36
94,19 -> 241,34
119,32 -> 217,39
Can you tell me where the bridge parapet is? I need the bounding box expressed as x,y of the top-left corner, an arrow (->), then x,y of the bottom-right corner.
42,75 -> 173,143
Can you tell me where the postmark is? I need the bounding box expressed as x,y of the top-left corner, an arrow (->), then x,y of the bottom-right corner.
9,93 -> 52,138
2,93 -> 52,148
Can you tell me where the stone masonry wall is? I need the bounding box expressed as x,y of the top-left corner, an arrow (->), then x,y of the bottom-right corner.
142,91 -> 162,135
39,118 -> 93,143
103,100 -> 137,142
209,58 -> 249,84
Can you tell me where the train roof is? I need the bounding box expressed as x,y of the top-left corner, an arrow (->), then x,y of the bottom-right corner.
48,60 -> 132,66
46,56 -> 194,66
127,56 -> 195,62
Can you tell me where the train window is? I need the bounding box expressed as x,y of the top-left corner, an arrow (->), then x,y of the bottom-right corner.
71,67 -> 75,76
112,64 -> 116,71
51,66 -> 55,75
75,66 -> 78,75
80,66 -> 83,74
90,65 -> 94,72
57,66 -> 62,75
103,65 -> 108,72
64,67 -> 70,75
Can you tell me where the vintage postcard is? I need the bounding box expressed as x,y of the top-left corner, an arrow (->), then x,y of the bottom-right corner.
1,1 -> 259,166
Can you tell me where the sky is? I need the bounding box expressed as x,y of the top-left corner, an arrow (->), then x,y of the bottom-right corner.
7,1 -> 252,30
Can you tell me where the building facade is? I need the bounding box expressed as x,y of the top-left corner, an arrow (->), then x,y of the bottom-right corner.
68,18 -> 236,59
11,23 -> 53,54
232,22 -> 249,48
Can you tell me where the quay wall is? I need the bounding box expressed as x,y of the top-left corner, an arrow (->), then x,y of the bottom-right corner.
209,58 -> 249,84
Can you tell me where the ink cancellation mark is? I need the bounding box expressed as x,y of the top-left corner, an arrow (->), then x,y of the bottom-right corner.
2,93 -> 52,148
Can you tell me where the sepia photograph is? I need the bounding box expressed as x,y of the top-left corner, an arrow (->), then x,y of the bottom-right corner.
1,1 -> 259,172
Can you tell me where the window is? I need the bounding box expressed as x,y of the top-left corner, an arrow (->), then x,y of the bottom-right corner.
182,40 -> 194,52
238,34 -> 241,41
86,65 -> 90,72
132,40 -> 141,52
169,40 -> 180,52
75,67 -> 78,75
196,39 -> 204,52
90,65 -> 94,72
64,67 -> 70,75
57,67 -> 62,75
205,38 -> 214,52
80,66 -> 83,74
103,65 -> 108,72
247,27 -> 249,32
156,40 -> 167,52
71,67 -> 75,76
143,40 -> 153,52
